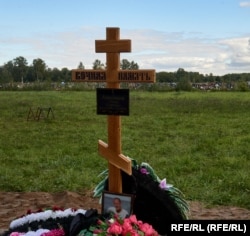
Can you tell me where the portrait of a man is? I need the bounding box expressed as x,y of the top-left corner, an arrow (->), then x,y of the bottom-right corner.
102,192 -> 134,219
107,197 -> 129,219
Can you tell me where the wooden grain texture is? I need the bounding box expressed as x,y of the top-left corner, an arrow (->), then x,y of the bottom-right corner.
95,39 -> 131,53
98,28 -> 132,193
98,140 -> 132,175
72,69 -> 155,82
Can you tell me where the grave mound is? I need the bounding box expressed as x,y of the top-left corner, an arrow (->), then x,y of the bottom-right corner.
2,161 -> 188,236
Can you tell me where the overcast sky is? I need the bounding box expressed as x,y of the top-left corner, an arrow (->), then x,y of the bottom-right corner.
0,0 -> 250,75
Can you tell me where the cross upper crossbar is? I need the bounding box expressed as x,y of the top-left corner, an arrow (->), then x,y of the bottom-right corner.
95,39 -> 131,53
95,27 -> 131,54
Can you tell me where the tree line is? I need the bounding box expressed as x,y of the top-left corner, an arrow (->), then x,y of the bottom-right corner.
0,57 -> 139,84
157,68 -> 250,84
0,56 -> 249,86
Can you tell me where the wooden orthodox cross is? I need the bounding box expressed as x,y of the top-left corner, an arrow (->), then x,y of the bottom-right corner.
72,27 -> 155,193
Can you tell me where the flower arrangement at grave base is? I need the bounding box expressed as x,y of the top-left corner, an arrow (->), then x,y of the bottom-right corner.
3,208 -> 158,236
93,159 -> 189,235
3,159 -> 189,236
87,214 -> 158,236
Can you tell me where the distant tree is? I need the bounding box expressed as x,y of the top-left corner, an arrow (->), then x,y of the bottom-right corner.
204,73 -> 216,83
156,72 -> 175,83
0,67 -> 9,84
120,59 -> 130,69
0,61 -> 14,83
235,80 -> 249,91
13,56 -> 28,83
130,60 -> 139,69
92,59 -> 104,70
120,59 -> 139,70
61,67 -> 71,82
45,68 -> 52,82
50,68 -> 62,82
176,68 -> 192,91
77,62 -> 85,69
240,73 -> 250,81
25,66 -> 35,82
32,58 -> 47,81
188,72 -> 203,83
176,77 -> 192,91
175,68 -> 187,82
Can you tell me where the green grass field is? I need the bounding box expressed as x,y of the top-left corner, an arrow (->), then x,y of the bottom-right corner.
0,91 -> 249,209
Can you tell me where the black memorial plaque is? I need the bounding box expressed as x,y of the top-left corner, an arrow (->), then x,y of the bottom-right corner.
97,88 -> 129,116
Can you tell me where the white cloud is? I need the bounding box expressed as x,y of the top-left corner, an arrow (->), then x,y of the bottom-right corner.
239,1 -> 250,7
218,37 -> 250,70
125,29 -> 250,75
1,27 -> 250,76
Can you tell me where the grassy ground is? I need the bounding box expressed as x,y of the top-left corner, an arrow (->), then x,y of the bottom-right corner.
0,91 -> 249,209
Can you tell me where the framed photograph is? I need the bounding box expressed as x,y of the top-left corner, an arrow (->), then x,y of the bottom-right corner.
102,191 -> 134,219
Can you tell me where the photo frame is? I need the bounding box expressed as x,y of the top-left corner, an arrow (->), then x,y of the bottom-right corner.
102,191 -> 134,219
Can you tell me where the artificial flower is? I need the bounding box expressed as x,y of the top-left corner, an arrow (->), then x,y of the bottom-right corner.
41,229 -> 65,236
10,208 -> 86,229
159,178 -> 172,190
140,167 -> 149,175
92,214 -> 158,236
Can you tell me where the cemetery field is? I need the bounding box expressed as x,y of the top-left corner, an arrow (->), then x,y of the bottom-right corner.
0,91 -> 249,209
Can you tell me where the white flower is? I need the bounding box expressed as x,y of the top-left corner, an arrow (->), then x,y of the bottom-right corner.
108,218 -> 115,224
10,208 -> 87,229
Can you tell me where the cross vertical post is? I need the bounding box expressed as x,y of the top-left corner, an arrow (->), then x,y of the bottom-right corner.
106,28 -> 123,193
96,28 -> 132,193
